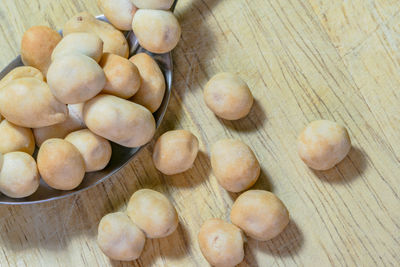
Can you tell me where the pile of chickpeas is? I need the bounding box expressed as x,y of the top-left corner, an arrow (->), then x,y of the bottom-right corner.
0,0 -> 182,195
0,0 -> 353,265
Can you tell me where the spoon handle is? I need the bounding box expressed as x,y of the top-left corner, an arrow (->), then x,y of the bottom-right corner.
171,0 -> 179,12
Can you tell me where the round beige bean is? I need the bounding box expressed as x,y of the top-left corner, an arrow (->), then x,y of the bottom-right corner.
65,129 -> 112,172
37,138 -> 85,190
198,219 -> 244,267
51,32 -> 104,62
153,130 -> 199,175
47,54 -> 106,104
100,53 -> 141,99
211,139 -> 260,192
127,189 -> 179,238
97,212 -> 146,261
131,0 -> 174,10
0,152 -> 39,198
99,0 -> 137,31
0,78 -> 67,128
21,26 -> 62,75
297,120 -> 351,170
129,53 -> 165,112
132,10 -> 181,54
83,94 -> 156,148
230,190 -> 290,241
204,72 -> 253,120
0,120 -> 35,155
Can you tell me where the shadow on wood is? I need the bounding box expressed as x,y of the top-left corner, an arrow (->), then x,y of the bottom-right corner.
251,219 -> 303,258
110,257 -> 143,267
160,223 -> 192,260
218,99 -> 267,133
173,0 -> 219,89
228,168 -> 274,201
312,146 -> 366,184
130,223 -> 191,266
157,0 -> 222,144
0,193 -> 98,252
237,241 -> 259,267
163,150 -> 210,188
251,168 -> 274,192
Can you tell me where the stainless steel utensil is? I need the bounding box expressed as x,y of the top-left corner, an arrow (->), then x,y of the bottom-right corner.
0,5 -> 177,204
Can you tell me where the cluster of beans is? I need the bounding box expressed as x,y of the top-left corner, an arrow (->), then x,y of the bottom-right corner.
0,0 -> 352,265
97,69 -> 351,265
95,0 -> 351,265
0,0 -> 182,197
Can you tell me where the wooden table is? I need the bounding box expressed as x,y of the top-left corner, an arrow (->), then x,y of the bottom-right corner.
1,0 -> 399,266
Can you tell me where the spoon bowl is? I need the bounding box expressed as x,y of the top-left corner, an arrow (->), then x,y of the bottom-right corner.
0,14 -> 173,204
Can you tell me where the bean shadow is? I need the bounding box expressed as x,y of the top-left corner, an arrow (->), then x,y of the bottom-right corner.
251,169 -> 274,192
0,194 -> 99,253
173,0 -> 220,89
153,0 -> 221,158
250,220 -> 303,258
157,223 -> 192,261
219,100 -> 267,133
228,169 -> 274,201
312,147 -> 366,184
111,223 -> 192,267
110,260 -> 138,267
238,243 -> 259,267
164,150 -> 211,188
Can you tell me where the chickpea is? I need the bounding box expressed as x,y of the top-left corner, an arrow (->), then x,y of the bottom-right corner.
83,94 -> 156,148
65,129 -> 112,172
100,53 -> 141,99
37,138 -> 85,190
0,120 -> 35,155
0,152 -> 39,198
297,120 -> 351,170
0,78 -> 68,128
230,190 -> 289,241
153,130 -> 199,175
97,212 -> 146,261
99,0 -> 137,31
21,26 -> 62,75
132,9 -> 181,54
198,218 -> 244,267
211,139 -> 260,192
204,73 -> 253,120
47,54 -> 106,104
127,189 -> 179,238
129,53 -> 165,113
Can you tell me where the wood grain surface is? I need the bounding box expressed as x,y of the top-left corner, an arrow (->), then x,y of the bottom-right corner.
0,0 -> 400,266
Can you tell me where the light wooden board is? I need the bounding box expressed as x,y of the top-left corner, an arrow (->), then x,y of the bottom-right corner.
0,0 -> 399,266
